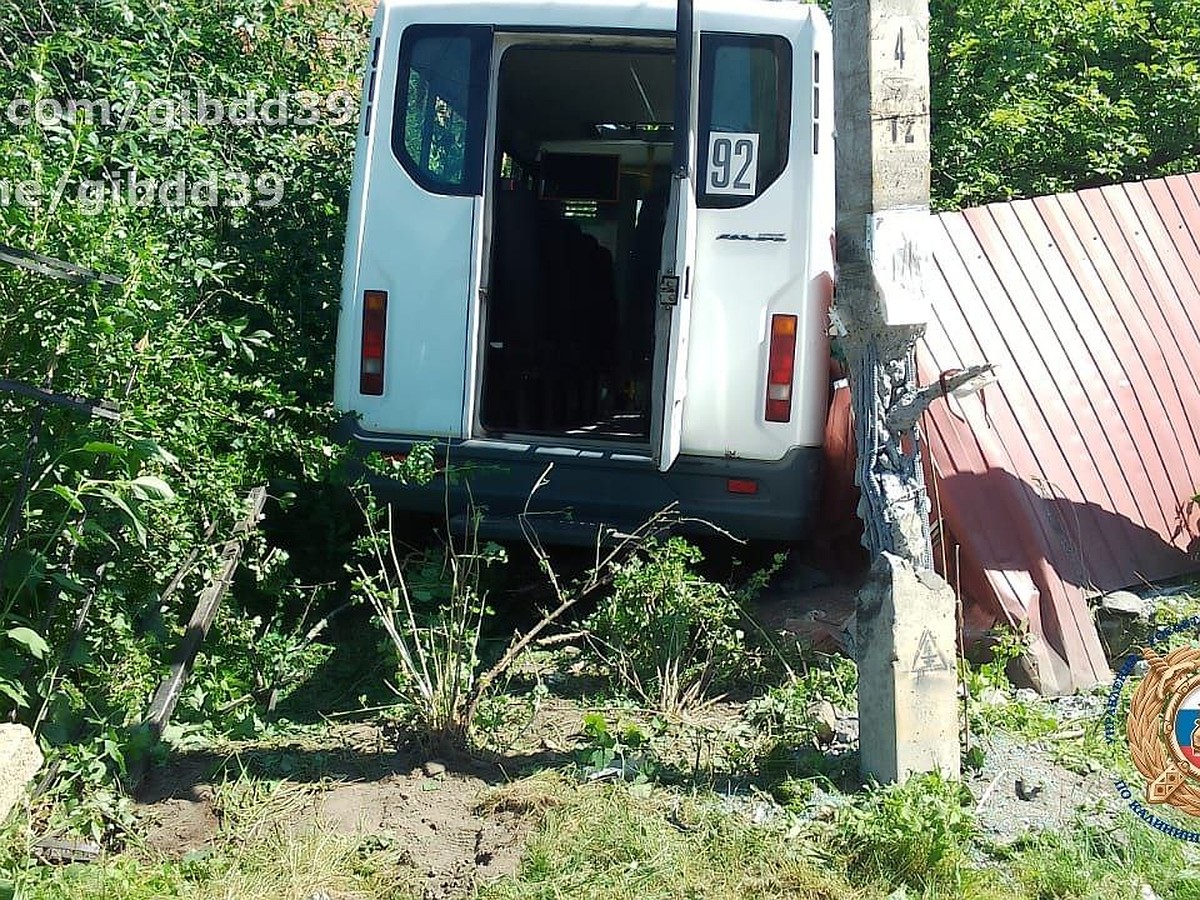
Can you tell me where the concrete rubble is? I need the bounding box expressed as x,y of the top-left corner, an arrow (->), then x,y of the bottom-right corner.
0,724 -> 43,822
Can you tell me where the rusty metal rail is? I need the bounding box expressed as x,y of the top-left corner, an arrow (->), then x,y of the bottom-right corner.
0,243 -> 123,287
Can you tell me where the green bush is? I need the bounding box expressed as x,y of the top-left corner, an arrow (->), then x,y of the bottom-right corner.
350,492 -> 508,746
0,0 -> 366,825
585,538 -> 750,713
834,772 -> 978,893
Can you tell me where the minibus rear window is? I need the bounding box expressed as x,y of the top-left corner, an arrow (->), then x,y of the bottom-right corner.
697,34 -> 791,209
392,25 -> 491,196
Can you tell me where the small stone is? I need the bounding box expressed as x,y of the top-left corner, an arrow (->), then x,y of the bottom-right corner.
0,724 -> 43,823
750,802 -> 776,825
979,686 -> 1009,706
807,700 -> 838,744
1101,590 -> 1152,619
423,760 -> 447,777
1015,777 -> 1044,801
834,722 -> 860,748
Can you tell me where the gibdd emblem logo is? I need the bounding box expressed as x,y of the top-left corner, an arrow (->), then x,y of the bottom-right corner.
1127,646 -> 1200,815
1105,617 -> 1200,842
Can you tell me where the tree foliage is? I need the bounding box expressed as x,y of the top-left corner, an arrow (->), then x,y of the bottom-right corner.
0,0 -> 366,823
931,0 -> 1200,208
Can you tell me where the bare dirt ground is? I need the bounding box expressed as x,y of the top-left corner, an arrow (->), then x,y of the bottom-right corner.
133,724 -> 530,899
966,729 -> 1119,839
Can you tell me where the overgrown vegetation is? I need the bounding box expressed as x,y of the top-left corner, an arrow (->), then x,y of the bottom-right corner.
930,0 -> 1200,207
479,780 -> 859,900
584,538 -> 770,713
0,0 -> 365,828
351,496 -> 505,746
4,0 -> 1200,897
2,779 -> 415,900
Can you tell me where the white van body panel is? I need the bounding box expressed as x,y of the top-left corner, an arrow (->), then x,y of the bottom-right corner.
334,7 -> 483,436
335,0 -> 835,484
682,10 -> 833,459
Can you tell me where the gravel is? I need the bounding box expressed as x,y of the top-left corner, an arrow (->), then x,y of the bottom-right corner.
964,731 -> 1120,841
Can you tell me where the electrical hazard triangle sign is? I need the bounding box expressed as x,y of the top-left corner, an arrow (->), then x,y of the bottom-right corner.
912,627 -> 951,674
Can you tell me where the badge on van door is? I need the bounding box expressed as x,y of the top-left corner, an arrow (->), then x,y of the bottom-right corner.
705,132 -> 759,197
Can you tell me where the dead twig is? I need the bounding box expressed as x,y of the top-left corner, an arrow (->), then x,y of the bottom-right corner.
464,465 -> 677,728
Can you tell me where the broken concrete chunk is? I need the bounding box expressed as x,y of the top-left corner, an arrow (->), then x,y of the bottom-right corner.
806,700 -> 838,744
856,553 -> 960,783
0,724 -> 43,822
1100,590 -> 1153,619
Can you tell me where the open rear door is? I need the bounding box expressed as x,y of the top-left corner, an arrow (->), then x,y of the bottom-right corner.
651,0 -> 700,472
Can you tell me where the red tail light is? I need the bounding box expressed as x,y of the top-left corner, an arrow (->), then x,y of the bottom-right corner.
360,290 -> 387,395
765,314 -> 797,422
727,478 -> 759,495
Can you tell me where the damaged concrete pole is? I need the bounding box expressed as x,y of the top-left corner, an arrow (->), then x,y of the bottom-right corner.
0,724 -> 43,822
857,554 -> 959,781
833,0 -> 960,780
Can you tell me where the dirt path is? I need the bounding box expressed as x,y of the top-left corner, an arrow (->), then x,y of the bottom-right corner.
134,725 -> 527,899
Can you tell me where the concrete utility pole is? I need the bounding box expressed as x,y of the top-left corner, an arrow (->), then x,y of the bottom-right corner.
832,0 -> 984,783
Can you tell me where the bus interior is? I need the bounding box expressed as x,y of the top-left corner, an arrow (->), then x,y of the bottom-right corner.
478,43 -> 676,444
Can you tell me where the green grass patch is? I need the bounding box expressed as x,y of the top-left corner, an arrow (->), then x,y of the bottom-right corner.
3,781 -> 414,900
1002,816 -> 1200,900
479,781 -> 858,900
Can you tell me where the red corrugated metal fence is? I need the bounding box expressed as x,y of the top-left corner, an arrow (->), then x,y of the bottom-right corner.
919,174 -> 1200,693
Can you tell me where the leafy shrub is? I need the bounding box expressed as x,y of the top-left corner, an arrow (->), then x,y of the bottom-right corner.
833,772 -> 977,892
745,655 -> 857,734
931,0 -> 1200,208
575,712 -> 660,784
961,625 -> 1058,740
585,538 -> 751,713
0,0 -> 367,825
350,493 -> 507,746
742,656 -> 858,781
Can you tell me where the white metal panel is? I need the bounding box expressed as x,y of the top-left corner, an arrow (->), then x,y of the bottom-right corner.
333,17 -> 385,420
680,8 -> 834,461
650,0 -> 700,472
334,8 -> 484,437
654,179 -> 699,471
339,0 -> 834,452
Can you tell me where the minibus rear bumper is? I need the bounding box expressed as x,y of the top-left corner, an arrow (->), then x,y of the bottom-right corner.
336,419 -> 823,543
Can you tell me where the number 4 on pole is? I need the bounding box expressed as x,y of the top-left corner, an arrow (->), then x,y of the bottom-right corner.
894,28 -> 905,67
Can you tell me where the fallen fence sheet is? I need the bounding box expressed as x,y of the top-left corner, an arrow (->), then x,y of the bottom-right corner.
919,174 -> 1200,693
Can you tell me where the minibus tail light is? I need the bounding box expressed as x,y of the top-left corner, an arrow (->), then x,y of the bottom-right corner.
360,290 -> 388,395
765,314 -> 797,422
